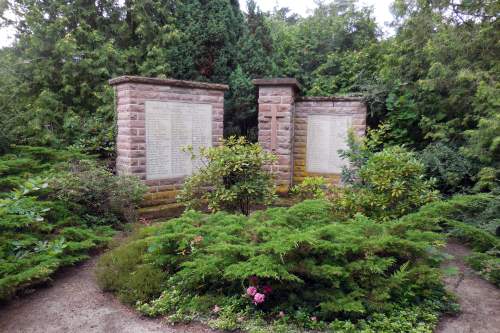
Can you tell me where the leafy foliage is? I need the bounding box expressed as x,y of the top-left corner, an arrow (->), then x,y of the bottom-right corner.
97,199 -> 451,330
0,0 -> 498,194
0,178 -> 114,300
464,112 -> 500,193
419,142 -> 476,195
51,159 -> 147,225
178,137 -> 277,215
334,144 -> 439,221
96,232 -> 167,304
401,193 -> 500,286
290,177 -> 330,201
0,146 -> 146,300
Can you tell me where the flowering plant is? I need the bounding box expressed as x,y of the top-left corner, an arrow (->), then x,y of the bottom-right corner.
245,279 -> 272,305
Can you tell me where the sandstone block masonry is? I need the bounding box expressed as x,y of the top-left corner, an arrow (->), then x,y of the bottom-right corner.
110,76 -> 228,218
293,96 -> 366,185
253,79 -> 367,192
253,78 -> 299,193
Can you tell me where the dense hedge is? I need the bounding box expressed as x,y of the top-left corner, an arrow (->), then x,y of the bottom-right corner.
96,200 -> 452,331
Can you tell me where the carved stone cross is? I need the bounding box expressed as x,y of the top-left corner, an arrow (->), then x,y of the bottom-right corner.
264,105 -> 285,152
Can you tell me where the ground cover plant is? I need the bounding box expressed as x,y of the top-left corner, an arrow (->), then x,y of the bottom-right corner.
412,194 -> 500,286
303,134 -> 500,287
96,199 -> 455,332
0,146 -> 146,301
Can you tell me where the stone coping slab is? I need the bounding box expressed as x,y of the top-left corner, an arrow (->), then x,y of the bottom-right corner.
109,75 -> 229,91
252,78 -> 301,91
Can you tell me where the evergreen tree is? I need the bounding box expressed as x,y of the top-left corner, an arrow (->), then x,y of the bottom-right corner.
225,0 -> 275,139
168,0 -> 245,82
1,0 -> 128,157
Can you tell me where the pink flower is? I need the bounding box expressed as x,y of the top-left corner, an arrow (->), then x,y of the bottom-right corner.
311,316 -> 317,322
278,311 -> 285,318
253,293 -> 265,305
212,305 -> 221,314
262,285 -> 272,295
246,286 -> 257,297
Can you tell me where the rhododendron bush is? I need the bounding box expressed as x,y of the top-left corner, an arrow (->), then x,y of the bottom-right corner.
96,200 -> 452,330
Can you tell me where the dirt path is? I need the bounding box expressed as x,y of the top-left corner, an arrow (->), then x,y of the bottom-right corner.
436,241 -> 500,333
0,258 -> 217,333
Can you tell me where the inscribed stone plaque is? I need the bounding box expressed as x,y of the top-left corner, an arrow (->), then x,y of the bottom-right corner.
145,101 -> 212,180
306,115 -> 352,174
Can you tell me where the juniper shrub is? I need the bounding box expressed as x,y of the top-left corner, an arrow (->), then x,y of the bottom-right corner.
97,199 -> 451,329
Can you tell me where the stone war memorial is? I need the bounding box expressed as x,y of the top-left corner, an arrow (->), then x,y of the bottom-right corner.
109,76 -> 227,218
110,76 -> 366,218
253,78 -> 367,193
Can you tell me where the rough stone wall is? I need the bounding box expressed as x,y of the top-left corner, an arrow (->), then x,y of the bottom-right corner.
254,79 -> 298,193
110,76 -> 227,214
293,97 -> 367,185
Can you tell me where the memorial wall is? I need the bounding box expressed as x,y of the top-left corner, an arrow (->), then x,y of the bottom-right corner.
110,76 -> 228,218
253,79 -> 367,191
293,97 -> 367,185
110,75 -> 365,218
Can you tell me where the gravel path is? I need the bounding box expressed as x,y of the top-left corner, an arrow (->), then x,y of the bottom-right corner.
0,258 -> 217,333
1,241 -> 499,333
436,241 -> 500,333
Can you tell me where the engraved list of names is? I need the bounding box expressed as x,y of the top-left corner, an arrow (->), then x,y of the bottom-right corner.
145,101 -> 212,180
306,115 -> 351,174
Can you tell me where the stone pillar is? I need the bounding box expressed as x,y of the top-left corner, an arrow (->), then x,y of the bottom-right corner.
253,78 -> 300,193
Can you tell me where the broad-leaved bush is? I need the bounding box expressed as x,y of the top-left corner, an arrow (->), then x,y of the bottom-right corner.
51,159 -> 147,224
290,177 -> 330,200
178,136 -> 277,215
419,142 -> 476,195
334,145 -> 439,221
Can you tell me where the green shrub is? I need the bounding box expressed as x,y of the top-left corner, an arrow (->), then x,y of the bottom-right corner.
473,167 -> 500,194
51,159 -> 147,225
339,124 -> 392,185
400,193 -> 500,286
0,146 -> 147,300
0,178 -> 115,300
419,142 -> 475,195
0,146 -> 85,192
178,136 -> 277,215
97,200 -> 449,330
466,251 -> 500,287
464,112 -> 500,193
290,177 -> 330,200
411,193 -> 500,240
327,304 -> 442,333
334,146 -> 439,221
96,233 -> 167,304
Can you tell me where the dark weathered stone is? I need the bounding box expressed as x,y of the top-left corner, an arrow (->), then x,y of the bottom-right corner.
109,75 -> 229,91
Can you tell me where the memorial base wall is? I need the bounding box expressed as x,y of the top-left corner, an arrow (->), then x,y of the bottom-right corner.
293,97 -> 367,185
